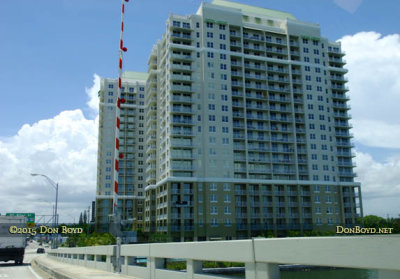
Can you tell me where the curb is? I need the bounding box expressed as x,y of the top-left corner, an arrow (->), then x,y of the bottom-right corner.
33,258 -> 75,279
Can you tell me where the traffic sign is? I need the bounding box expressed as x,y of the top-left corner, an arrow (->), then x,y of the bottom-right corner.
6,213 -> 35,224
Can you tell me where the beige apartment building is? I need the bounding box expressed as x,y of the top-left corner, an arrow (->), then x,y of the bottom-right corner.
97,0 -> 362,241
96,72 -> 147,231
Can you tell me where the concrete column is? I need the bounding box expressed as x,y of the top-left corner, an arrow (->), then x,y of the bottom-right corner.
149,257 -> 164,279
245,262 -> 280,279
186,259 -> 202,278
106,254 -> 112,272
378,270 -> 400,279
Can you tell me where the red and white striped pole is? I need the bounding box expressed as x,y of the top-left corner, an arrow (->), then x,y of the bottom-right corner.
113,0 -> 129,217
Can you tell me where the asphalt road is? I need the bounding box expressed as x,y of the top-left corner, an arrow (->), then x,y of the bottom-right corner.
0,241 -> 47,279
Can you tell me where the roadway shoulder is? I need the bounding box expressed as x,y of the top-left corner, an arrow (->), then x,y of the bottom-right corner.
33,255 -> 137,279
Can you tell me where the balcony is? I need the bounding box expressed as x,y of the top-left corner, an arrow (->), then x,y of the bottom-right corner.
171,85 -> 193,93
171,96 -> 192,103
171,119 -> 194,125
171,130 -> 193,136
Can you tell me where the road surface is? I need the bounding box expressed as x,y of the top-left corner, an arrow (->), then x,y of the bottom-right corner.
0,241 -> 48,279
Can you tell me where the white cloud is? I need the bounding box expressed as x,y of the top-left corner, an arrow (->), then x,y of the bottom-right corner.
334,0 -> 363,14
355,150 -> 400,217
340,32 -> 400,217
86,74 -> 101,116
0,76 -> 100,223
340,32 -> 400,148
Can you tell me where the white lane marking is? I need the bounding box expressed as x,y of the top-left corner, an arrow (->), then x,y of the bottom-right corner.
0,275 -> 9,278
28,266 -> 43,279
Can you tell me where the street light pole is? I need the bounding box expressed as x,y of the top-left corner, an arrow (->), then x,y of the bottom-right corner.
31,173 -> 59,249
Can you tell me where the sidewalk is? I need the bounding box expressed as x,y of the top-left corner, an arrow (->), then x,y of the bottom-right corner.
34,255 -> 138,279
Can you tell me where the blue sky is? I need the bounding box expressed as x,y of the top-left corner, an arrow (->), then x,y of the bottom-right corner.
0,0 -> 399,137
0,0 -> 399,221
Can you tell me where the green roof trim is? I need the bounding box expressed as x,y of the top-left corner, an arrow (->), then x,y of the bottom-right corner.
211,0 -> 296,20
301,35 -> 321,41
122,71 -> 148,81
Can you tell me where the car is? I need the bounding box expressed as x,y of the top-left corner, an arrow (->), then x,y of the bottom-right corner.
36,248 -> 45,254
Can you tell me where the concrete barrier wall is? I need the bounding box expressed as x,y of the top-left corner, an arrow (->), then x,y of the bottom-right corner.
47,236 -> 400,279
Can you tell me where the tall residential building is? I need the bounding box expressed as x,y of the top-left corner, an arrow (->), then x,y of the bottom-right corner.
96,71 -> 147,231
96,0 -> 363,241
143,0 -> 362,241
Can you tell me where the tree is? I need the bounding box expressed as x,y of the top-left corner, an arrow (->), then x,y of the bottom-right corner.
78,213 -> 83,225
361,215 -> 388,228
83,211 -> 88,224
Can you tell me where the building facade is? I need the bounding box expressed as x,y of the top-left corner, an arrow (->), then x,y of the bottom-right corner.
96,72 -> 147,231
143,0 -> 362,241
96,0 -> 362,241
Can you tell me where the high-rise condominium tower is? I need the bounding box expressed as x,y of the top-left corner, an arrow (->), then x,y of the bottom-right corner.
96,72 -> 147,231
96,0 -> 362,241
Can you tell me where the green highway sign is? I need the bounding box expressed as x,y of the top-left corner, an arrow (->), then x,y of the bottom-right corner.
6,213 -> 35,223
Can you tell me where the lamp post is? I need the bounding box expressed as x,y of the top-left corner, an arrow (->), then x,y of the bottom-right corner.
31,173 -> 59,248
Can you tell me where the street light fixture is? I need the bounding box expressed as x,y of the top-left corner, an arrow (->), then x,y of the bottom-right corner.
31,173 -> 59,249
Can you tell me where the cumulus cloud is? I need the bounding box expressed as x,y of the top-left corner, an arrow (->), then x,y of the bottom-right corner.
340,32 -> 400,148
86,74 -> 101,116
341,32 -> 400,217
0,76 -> 100,223
354,151 -> 400,217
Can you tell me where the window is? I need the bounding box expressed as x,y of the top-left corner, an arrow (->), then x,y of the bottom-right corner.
222,116 -> 228,122
223,183 -> 230,191
219,24 -> 226,30
311,154 -> 317,160
224,194 -> 231,202
210,206 -> 218,215
208,104 -> 215,110
206,32 -> 213,38
209,115 -> 216,121
220,64 -> 227,70
196,22 -> 200,28
108,91 -> 113,96
224,206 -> 231,214
220,44 -> 226,50
222,127 -> 229,133
209,126 -> 216,132
206,22 -> 213,28
220,54 -> 226,60
311,144 -> 316,150
221,105 -> 228,111
210,183 -> 217,191
222,138 -> 229,144
207,52 -> 214,58
210,194 -> 217,203
108,84 -> 114,88
219,34 -> 226,40
207,42 -> 214,48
